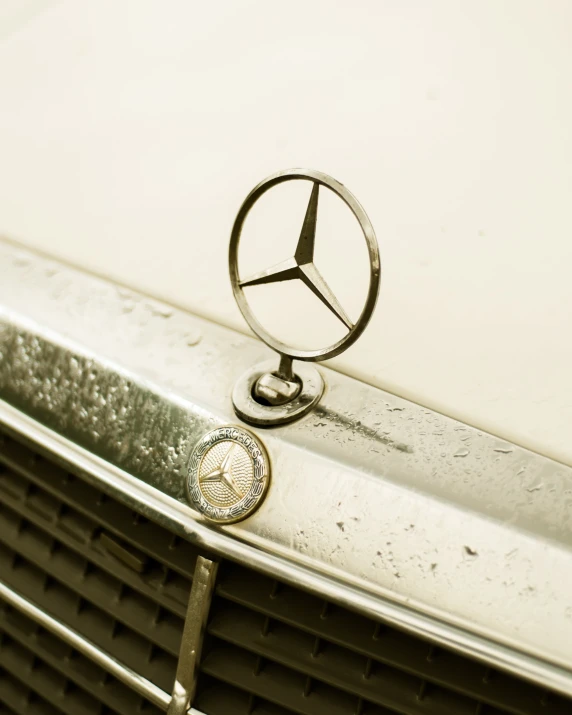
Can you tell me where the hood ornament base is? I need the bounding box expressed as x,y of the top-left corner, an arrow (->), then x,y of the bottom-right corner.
232,359 -> 324,426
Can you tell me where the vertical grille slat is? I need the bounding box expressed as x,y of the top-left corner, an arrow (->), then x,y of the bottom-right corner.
0,538 -> 178,694
214,561 -> 566,715
0,436 -> 198,580
200,640 -> 393,715
0,503 -> 185,658
194,675 -> 293,715
1,428 -> 572,715
0,605 -> 162,715
0,671 -> 63,715
0,633 -> 103,715
206,597 -> 484,715
0,475 -> 190,618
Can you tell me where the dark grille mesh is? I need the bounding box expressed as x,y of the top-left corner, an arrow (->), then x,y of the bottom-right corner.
0,428 -> 570,715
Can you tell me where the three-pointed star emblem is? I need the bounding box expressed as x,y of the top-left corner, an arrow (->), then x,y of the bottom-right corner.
199,443 -> 244,499
239,183 -> 353,330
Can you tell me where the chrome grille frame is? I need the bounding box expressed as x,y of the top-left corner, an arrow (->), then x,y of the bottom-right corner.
1,426 -> 570,715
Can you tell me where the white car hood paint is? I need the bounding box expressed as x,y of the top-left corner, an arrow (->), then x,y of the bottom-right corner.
0,1 -> 571,466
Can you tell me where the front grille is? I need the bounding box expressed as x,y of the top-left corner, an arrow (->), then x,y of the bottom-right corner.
0,428 -> 570,715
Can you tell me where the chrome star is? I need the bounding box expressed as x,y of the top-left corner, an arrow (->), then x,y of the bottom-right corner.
239,183 -> 353,329
199,443 -> 244,499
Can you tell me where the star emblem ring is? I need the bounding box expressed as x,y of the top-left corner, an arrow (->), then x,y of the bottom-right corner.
186,426 -> 270,523
229,168 -> 381,362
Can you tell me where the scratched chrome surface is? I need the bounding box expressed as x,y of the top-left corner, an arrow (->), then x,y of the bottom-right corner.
1,238 -> 572,680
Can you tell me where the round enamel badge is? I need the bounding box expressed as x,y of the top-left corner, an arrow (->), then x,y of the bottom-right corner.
186,426 -> 270,524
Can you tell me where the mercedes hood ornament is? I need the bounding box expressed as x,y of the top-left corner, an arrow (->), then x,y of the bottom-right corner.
230,168 -> 380,425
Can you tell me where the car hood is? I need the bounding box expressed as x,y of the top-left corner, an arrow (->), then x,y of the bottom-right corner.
0,0 -> 571,465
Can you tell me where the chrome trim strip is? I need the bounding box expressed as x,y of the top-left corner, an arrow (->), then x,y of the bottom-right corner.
0,579 -> 207,713
168,556 -> 218,714
0,579 -> 171,710
2,401 -> 572,698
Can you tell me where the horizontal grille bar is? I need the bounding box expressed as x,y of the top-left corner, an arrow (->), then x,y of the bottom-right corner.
0,579 -> 170,710
0,673 -> 61,715
214,562 -> 565,714
0,616 -> 157,715
0,435 -> 199,579
0,580 -> 208,715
